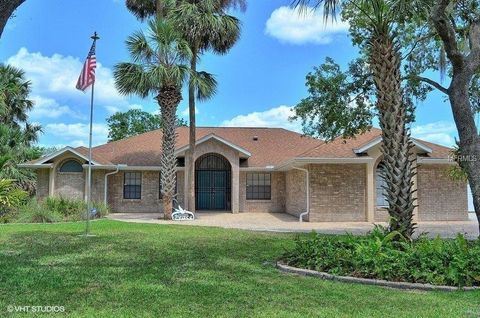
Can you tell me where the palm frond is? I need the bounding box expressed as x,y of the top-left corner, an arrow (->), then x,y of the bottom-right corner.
191,71 -> 218,101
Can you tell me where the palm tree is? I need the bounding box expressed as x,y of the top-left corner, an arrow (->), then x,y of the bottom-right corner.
171,0 -> 241,211
295,0 -> 417,237
0,64 -> 34,129
114,18 -> 216,219
125,0 -> 244,212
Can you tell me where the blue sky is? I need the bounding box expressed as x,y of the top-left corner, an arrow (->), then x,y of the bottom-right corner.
0,0 -> 461,149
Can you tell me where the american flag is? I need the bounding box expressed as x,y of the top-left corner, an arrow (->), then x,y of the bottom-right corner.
76,40 -> 97,91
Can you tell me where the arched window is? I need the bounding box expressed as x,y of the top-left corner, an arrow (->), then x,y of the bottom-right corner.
59,160 -> 83,173
376,162 -> 388,207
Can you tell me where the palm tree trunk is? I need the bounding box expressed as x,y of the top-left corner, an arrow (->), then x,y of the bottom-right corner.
157,85 -> 182,220
370,29 -> 416,238
186,49 -> 197,212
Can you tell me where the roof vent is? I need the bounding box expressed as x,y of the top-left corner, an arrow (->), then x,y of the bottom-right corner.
253,136 -> 259,141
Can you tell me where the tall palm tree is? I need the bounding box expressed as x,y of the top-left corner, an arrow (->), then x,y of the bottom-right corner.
171,0 -> 242,211
295,0 -> 418,237
114,18 -> 216,219
125,0 -> 244,212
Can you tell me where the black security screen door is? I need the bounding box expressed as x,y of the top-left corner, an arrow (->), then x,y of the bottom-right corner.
195,153 -> 231,211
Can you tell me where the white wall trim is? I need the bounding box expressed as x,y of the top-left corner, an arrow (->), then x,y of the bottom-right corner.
354,136 -> 433,154
175,134 -> 251,158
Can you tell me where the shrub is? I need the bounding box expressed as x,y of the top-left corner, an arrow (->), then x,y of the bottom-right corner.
282,229 -> 480,287
0,179 -> 28,223
10,197 -> 110,223
16,200 -> 62,223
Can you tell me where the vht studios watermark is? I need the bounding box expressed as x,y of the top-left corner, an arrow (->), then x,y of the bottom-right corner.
448,154 -> 478,162
6,305 -> 65,314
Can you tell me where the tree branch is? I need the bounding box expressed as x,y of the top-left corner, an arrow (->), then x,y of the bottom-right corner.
466,20 -> 480,73
431,0 -> 464,70
407,75 -> 449,94
0,0 -> 26,39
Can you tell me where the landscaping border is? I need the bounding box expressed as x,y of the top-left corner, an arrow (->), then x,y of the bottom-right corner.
276,262 -> 480,292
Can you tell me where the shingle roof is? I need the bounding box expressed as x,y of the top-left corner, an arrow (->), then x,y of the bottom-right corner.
26,127 -> 454,167
90,127 -> 324,167
299,128 -> 452,159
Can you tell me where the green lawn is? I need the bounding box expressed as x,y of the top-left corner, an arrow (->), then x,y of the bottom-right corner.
0,220 -> 479,318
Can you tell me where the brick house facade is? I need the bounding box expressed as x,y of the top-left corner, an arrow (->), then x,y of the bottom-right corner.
23,127 -> 468,222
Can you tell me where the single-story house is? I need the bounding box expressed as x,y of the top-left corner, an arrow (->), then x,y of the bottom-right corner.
20,127 -> 468,222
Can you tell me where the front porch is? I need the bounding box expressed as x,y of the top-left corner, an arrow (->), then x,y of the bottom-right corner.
107,212 -> 479,239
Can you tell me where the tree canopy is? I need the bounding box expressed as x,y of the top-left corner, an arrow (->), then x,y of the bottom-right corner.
107,108 -> 187,142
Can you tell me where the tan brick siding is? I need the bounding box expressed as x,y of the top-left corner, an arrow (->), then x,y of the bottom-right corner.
308,164 -> 367,222
107,170 -> 183,213
91,170 -> 106,204
36,169 -> 49,200
176,171 -> 185,208
54,172 -> 84,200
108,171 -> 162,213
239,171 -> 286,213
417,165 -> 468,221
285,169 -> 307,217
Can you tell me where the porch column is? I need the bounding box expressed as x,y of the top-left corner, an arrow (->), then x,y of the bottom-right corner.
48,167 -> 55,197
184,151 -> 191,211
366,162 -> 375,222
231,160 -> 239,214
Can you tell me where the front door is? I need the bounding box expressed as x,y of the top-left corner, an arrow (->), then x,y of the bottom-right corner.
195,154 -> 231,211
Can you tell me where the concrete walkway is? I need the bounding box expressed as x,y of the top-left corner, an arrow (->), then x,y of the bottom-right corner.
108,212 -> 479,239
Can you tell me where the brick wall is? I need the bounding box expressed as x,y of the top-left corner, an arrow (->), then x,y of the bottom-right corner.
285,169 -> 307,217
239,171 -> 286,213
36,169 -> 49,200
417,164 -> 468,221
308,164 -> 367,222
108,171 -> 162,213
91,170 -> 106,204
54,171 -> 84,200
107,170 -> 183,213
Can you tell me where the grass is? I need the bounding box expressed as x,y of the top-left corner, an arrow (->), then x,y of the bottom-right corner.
0,220 -> 479,317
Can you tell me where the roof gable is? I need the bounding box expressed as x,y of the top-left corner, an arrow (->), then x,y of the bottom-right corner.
175,133 -> 252,158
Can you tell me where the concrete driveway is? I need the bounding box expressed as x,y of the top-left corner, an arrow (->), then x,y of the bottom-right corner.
108,212 -> 479,239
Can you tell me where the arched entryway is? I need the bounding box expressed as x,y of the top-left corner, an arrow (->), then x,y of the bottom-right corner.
195,153 -> 232,211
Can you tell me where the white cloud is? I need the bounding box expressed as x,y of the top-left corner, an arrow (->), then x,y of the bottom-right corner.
6,48 -> 132,114
411,121 -> 457,147
265,6 -> 349,45
29,96 -> 84,119
221,105 -> 302,132
105,103 -> 143,114
45,123 -> 109,146
181,106 -> 199,117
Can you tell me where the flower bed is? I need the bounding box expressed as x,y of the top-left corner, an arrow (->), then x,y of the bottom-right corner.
281,226 -> 480,288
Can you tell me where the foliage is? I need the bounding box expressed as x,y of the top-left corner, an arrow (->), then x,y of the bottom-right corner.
12,197 -> 109,223
0,179 -> 28,216
283,228 -> 480,287
106,108 -> 187,142
114,17 -> 209,219
292,57 -> 375,141
0,64 -> 42,193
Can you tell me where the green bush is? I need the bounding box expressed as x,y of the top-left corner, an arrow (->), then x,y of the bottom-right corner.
282,227 -> 480,287
0,179 -> 28,213
16,200 -> 62,223
11,197 -> 109,223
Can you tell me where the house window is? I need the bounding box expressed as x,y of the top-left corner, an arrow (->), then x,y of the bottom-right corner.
124,172 -> 142,199
246,173 -> 271,200
59,160 -> 83,172
376,163 -> 388,207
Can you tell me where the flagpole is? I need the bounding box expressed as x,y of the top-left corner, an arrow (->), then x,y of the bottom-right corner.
86,32 -> 99,236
